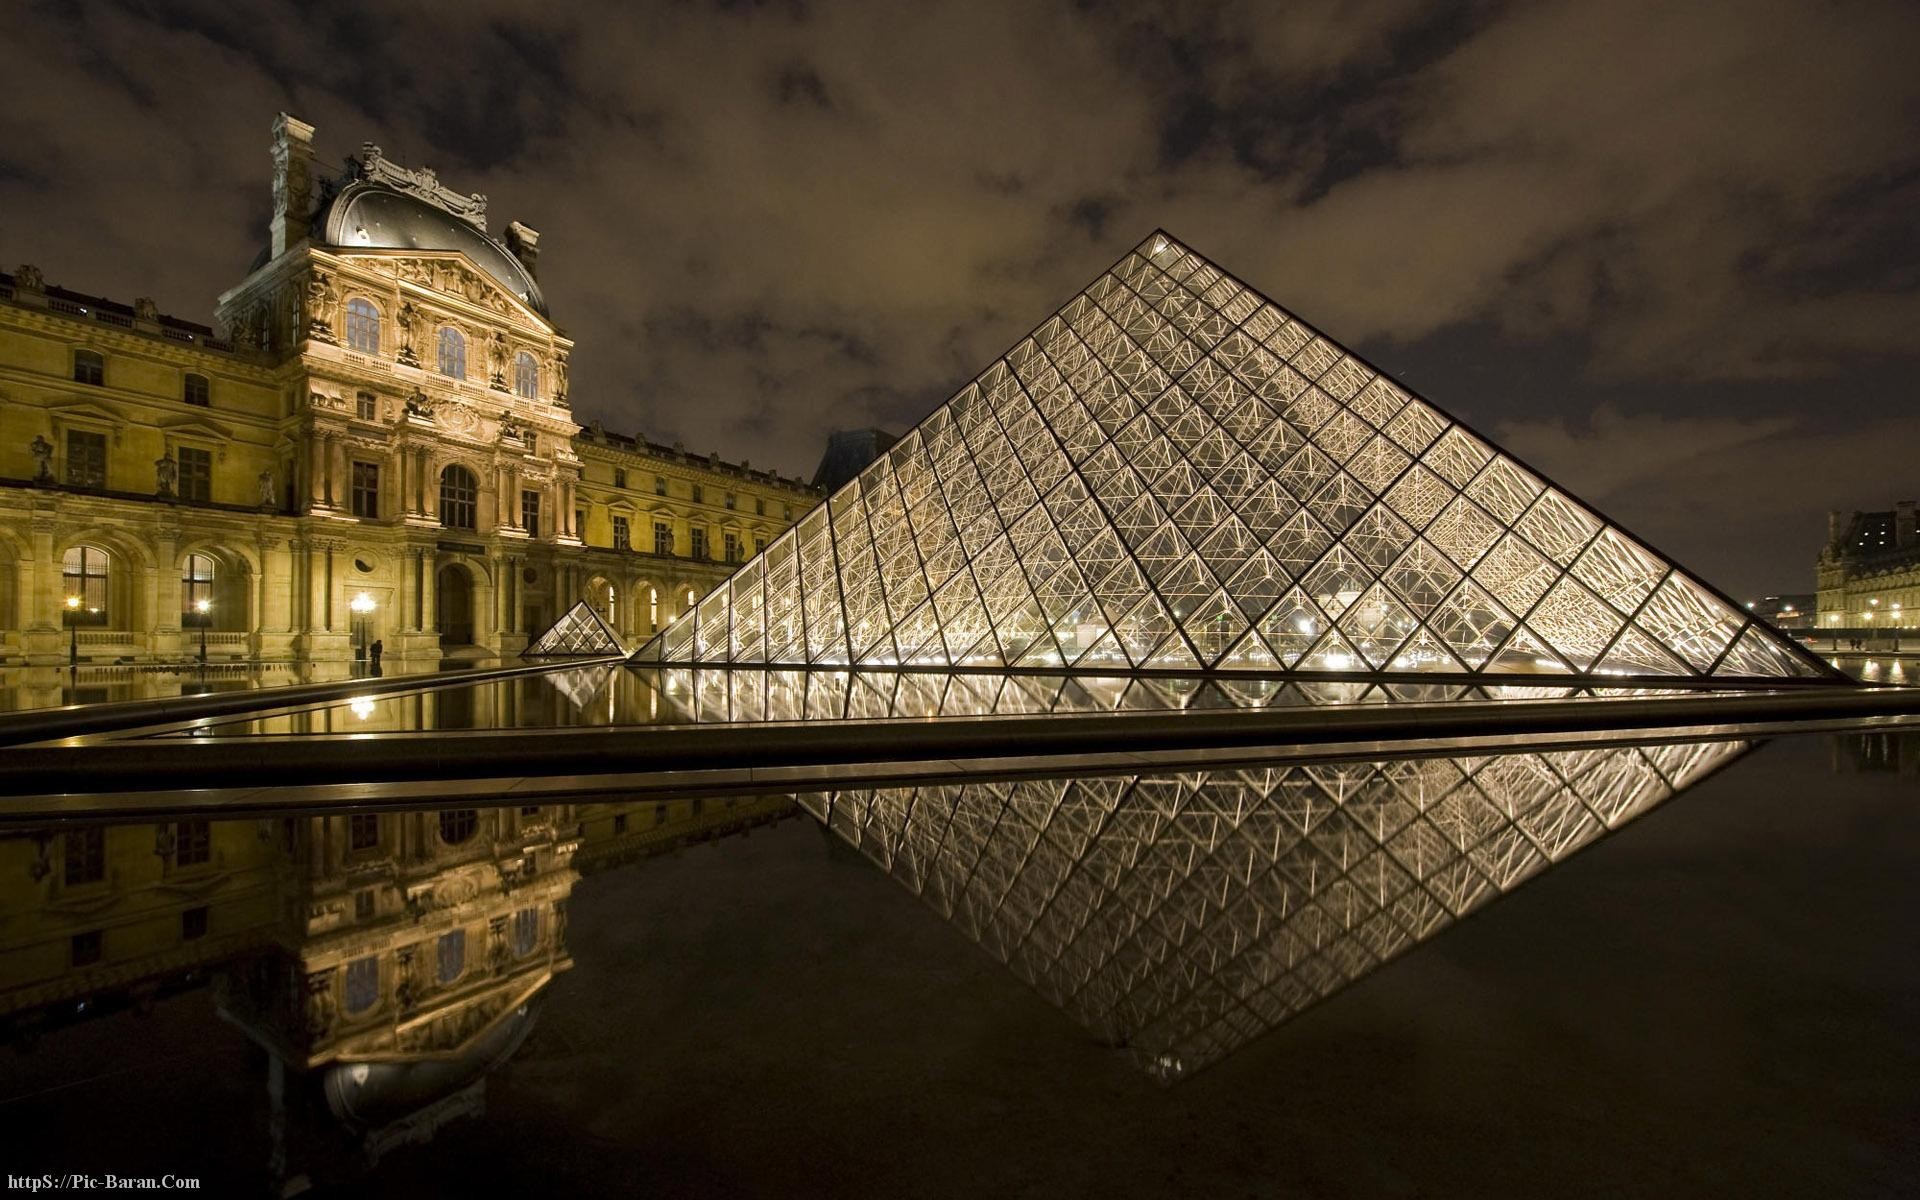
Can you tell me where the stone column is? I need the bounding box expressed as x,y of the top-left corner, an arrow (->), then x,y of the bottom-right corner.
423,453 -> 439,523
308,435 -> 327,510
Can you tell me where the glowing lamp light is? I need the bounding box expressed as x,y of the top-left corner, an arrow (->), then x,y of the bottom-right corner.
65,595 -> 81,611
194,598 -> 211,615
349,696 -> 376,721
350,592 -> 376,615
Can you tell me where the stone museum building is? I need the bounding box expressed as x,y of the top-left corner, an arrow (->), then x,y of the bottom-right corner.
1816,501 -> 1920,637
0,114 -> 818,667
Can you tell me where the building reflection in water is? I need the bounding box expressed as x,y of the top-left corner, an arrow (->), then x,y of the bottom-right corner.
1829,729 -> 1920,775
795,738 -> 1753,1079
0,793 -> 791,1191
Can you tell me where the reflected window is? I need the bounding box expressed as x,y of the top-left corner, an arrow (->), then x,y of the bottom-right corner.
436,327 -> 465,378
348,813 -> 380,851
173,820 -> 210,867
344,956 -> 379,1013
513,907 -> 538,957
62,545 -> 110,625
344,299 -> 380,354
71,930 -> 102,966
64,828 -> 105,886
439,465 -> 478,530
436,930 -> 465,983
439,809 -> 478,845
181,906 -> 208,940
73,349 -> 103,386
181,554 -> 215,624
513,351 -> 538,399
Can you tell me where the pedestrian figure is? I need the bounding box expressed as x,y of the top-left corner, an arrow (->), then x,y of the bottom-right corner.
370,639 -> 384,672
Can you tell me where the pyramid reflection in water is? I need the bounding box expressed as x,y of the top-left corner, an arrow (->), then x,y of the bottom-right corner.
797,737 -> 1749,1079
524,600 -> 625,658
642,232 -> 1828,681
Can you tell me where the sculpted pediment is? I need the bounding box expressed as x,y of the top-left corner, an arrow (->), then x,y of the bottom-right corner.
340,250 -> 548,328
46,397 -> 127,426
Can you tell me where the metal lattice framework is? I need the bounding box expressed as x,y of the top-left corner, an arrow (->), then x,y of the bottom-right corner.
523,600 -> 625,658
639,231 -> 1832,682
797,737 -> 1751,1079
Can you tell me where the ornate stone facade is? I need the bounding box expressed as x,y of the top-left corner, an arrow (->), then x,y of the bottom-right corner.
1815,501 -> 1920,643
0,113 -> 818,668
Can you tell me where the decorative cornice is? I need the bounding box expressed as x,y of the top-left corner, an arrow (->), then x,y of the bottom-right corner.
349,144 -> 489,231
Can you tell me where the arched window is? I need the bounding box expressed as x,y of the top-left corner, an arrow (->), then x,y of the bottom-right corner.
436,327 -> 465,378
344,298 -> 380,354
439,465 -> 478,530
439,809 -> 478,845
62,546 -> 110,625
182,553 -> 215,625
513,351 -> 538,399
436,929 -> 466,984
649,587 -> 659,632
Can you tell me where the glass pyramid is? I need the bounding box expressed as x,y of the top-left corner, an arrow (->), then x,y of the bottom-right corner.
524,599 -> 625,658
638,231 -> 1833,682
798,736 -> 1752,1079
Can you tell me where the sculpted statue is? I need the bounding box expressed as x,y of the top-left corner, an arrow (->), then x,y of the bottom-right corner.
486,331 -> 509,387
304,270 -> 338,342
13,263 -> 44,291
29,435 -> 53,482
553,350 -> 570,406
404,388 -> 435,419
155,455 -> 177,497
257,468 -> 276,508
133,296 -> 159,323
395,300 -> 420,364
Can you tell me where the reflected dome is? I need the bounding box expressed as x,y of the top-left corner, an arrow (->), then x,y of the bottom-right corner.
321,183 -> 547,317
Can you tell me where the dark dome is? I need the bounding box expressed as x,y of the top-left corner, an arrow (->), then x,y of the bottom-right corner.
321,183 -> 548,317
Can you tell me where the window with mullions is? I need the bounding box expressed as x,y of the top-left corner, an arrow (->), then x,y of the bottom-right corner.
348,813 -> 380,851
344,956 -> 379,1014
73,349 -> 103,386
62,545 -> 110,625
437,327 -> 466,378
439,809 -> 478,845
65,430 -> 107,488
514,351 -> 538,399
436,929 -> 466,984
183,373 -> 210,406
355,391 -> 377,420
64,828 -> 105,886
351,461 -> 380,519
512,907 -> 539,957
182,553 -> 215,623
177,446 -> 212,503
614,468 -> 627,489
173,820 -> 211,867
344,298 -> 380,354
521,490 -> 541,538
654,522 -> 673,556
439,465 -> 478,530
690,528 -> 708,560
724,532 -> 740,563
612,515 -> 630,550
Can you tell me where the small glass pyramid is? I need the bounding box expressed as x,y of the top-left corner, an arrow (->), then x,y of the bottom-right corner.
637,231 -> 1833,682
524,599 -> 625,658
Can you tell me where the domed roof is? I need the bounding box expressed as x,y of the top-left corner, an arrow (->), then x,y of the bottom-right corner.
320,182 -> 548,317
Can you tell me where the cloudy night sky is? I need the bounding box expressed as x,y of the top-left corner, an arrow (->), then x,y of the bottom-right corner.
3,0 -> 1916,599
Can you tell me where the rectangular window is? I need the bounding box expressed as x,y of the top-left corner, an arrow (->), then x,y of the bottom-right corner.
356,391 -> 377,420
345,956 -> 379,1013
691,484 -> 704,504
724,532 -> 740,563
756,498 -> 766,516
725,492 -> 736,510
655,475 -> 666,496
613,812 -> 628,834
351,461 -> 380,519
755,538 -> 766,556
614,468 -> 627,489
574,508 -> 586,539
521,490 -> 541,538
183,373 -> 210,406
181,906 -> 209,940
355,889 -> 375,921
177,446 -> 212,503
690,528 -> 708,560
71,931 -> 102,967
613,515 -> 630,550
173,820 -> 211,867
64,828 -> 105,886
654,521 -> 673,556
349,813 -> 380,851
513,907 -> 539,957
66,430 -> 107,488
73,350 -> 103,386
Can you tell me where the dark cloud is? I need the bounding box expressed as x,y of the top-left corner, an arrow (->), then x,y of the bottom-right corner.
2,0 -> 1917,597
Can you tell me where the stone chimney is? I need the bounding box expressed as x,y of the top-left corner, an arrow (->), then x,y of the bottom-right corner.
269,113 -> 316,259
1828,509 -> 1847,548
506,221 -> 541,279
1896,500 -> 1917,548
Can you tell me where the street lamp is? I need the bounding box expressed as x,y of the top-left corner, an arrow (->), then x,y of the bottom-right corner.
194,598 -> 211,664
64,594 -> 80,666
350,592 -> 376,668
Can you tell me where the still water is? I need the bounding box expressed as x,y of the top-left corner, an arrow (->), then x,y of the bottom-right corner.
2,731 -> 1915,1196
